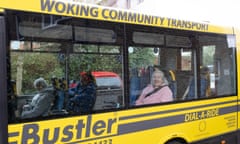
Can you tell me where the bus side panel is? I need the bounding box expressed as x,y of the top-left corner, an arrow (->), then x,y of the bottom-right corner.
114,97 -> 237,144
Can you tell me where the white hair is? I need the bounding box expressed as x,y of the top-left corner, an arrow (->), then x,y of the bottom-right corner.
33,77 -> 48,89
151,70 -> 169,86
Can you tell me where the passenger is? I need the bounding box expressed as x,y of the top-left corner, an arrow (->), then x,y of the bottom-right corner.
135,70 -> 173,105
21,77 -> 54,119
69,80 -> 77,88
66,72 -> 97,114
130,68 -> 140,105
187,66 -> 210,99
68,80 -> 80,98
52,78 -> 67,111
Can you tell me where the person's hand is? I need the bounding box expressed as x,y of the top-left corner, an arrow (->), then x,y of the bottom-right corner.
22,105 -> 30,111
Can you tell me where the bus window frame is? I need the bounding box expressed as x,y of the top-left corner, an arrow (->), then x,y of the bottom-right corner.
0,16 -> 8,144
8,11 -> 128,117
5,10 -> 237,119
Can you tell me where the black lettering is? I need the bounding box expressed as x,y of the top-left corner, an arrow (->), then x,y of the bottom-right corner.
181,20 -> 186,28
102,9 -> 109,19
118,11 -> 128,21
128,12 -> 137,22
90,7 -> 98,17
22,124 -> 40,144
76,5 -> 80,16
196,23 -> 201,30
80,5 -> 89,16
172,19 -> 177,27
204,24 -> 208,30
167,18 -> 171,26
201,24 -> 208,30
93,120 -> 106,135
61,126 -> 74,142
144,15 -> 152,24
137,14 -> 144,23
151,16 -> 154,24
75,120 -> 86,139
176,20 -> 183,28
85,115 -> 92,137
43,128 -> 59,143
55,1 -> 66,13
41,0 -> 55,12
191,22 -> 197,29
67,3 -> 75,15
109,10 -> 118,20
153,16 -> 159,24
159,17 -> 165,25
107,118 -> 117,133
185,21 -> 192,28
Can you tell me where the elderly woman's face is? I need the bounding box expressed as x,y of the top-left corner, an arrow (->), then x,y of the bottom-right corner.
152,72 -> 163,87
35,84 -> 43,91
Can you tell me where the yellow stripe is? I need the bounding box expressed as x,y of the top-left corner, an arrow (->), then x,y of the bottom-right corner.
0,0 -> 234,34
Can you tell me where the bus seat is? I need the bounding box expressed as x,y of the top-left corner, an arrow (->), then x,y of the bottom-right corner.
182,76 -> 209,100
162,69 -> 177,100
181,67 -> 210,100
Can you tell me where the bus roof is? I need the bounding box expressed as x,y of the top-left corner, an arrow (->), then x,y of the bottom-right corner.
0,0 -> 234,34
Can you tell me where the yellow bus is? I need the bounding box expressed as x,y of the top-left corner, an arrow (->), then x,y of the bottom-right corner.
0,0 -> 239,144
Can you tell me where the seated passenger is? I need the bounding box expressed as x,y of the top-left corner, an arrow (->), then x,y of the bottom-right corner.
187,66 -> 209,99
130,68 -> 141,105
21,77 -> 54,119
135,70 -> 173,105
51,77 -> 67,111
67,72 -> 97,114
69,80 -> 77,88
68,80 -> 80,98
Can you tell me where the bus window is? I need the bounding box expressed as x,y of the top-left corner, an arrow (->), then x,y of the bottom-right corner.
199,35 -> 236,97
10,41 -> 65,120
8,13 -> 124,123
181,49 -> 192,71
128,47 -> 156,105
70,44 -> 123,111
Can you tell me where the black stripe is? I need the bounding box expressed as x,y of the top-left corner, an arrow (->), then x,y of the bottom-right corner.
8,142 -> 17,144
8,132 -> 19,137
118,105 -> 237,135
118,114 -> 184,134
8,132 -> 20,144
220,105 -> 238,115
120,100 -> 237,121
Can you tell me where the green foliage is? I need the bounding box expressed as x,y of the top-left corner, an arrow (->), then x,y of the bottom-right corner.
11,44 -> 155,94
11,52 -> 63,94
69,54 -> 121,80
202,45 -> 215,66
128,47 -> 156,68
69,44 -> 122,80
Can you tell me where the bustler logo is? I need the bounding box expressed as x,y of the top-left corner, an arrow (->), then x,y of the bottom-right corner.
9,115 -> 118,144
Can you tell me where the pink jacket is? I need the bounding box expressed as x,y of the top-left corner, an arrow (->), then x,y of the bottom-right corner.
135,85 -> 173,105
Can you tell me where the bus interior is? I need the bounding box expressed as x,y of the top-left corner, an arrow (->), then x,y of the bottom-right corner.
6,11 -> 237,123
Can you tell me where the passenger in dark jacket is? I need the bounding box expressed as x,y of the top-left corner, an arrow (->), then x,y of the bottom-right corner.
21,77 -> 54,119
67,72 -> 97,114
